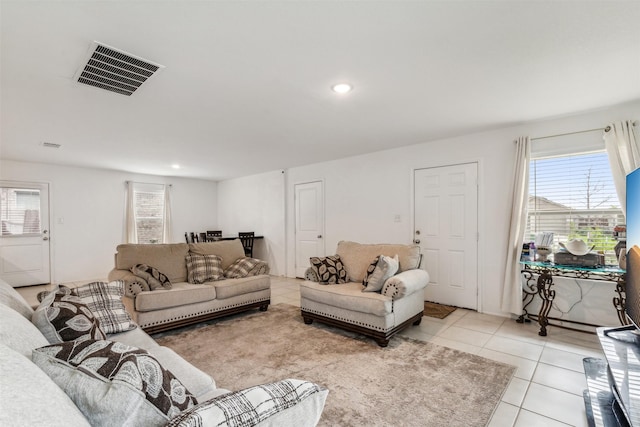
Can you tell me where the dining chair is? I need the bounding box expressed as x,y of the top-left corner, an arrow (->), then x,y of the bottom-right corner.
206,230 -> 222,241
190,232 -> 198,243
185,232 -> 189,243
238,232 -> 255,257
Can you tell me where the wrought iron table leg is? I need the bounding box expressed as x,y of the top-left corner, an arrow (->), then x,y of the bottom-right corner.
613,276 -> 629,326
518,270 -> 537,324
536,272 -> 555,336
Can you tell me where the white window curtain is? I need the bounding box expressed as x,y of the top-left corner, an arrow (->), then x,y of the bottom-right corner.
125,181 -> 138,243
162,184 -> 172,244
604,120 -> 640,217
501,136 -> 531,315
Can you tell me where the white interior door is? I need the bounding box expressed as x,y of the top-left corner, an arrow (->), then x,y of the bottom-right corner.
295,181 -> 324,277
414,163 -> 478,309
0,181 -> 51,287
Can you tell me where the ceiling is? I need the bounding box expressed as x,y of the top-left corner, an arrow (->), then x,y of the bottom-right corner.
1,1 -> 639,181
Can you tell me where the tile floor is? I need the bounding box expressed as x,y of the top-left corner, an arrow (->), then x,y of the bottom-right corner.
19,276 -> 601,427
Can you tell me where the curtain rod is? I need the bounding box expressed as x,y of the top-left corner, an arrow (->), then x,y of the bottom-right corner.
531,121 -> 638,141
125,180 -> 172,187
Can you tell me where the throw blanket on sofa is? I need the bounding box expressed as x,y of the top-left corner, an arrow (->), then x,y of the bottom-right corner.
131,264 -> 172,291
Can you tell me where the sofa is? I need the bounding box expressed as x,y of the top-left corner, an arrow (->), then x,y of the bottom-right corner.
301,241 -> 430,347
107,239 -> 271,333
0,278 -> 328,426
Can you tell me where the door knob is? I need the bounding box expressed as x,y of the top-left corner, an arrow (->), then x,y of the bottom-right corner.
43,236 -> 49,241
317,235 -> 323,239
414,239 -> 420,244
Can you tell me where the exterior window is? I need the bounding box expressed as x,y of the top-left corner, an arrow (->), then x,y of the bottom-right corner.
525,151 -> 624,264
0,187 -> 41,235
129,183 -> 169,244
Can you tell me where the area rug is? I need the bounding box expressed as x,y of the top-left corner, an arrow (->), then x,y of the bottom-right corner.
154,304 -> 514,427
424,301 -> 457,319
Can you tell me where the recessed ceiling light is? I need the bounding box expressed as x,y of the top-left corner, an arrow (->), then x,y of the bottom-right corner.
332,83 -> 353,94
171,164 -> 180,169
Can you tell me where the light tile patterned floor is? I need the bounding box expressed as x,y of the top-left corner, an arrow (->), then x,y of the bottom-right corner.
19,276 -> 598,426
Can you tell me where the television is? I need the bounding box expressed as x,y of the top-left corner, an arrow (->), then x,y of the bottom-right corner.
625,166 -> 640,330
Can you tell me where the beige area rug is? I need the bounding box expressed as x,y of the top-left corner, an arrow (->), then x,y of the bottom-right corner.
424,301 -> 458,319
155,304 -> 514,427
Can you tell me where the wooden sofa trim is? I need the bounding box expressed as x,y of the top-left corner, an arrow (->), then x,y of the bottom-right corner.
301,309 -> 422,347
143,300 -> 270,334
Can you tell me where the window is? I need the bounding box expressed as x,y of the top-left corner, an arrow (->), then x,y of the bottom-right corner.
0,187 -> 41,235
128,183 -> 170,244
525,151 -> 624,264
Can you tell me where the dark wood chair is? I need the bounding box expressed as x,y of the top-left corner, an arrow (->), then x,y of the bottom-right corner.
185,232 -> 189,243
206,230 -> 222,241
238,232 -> 255,257
190,232 -> 198,243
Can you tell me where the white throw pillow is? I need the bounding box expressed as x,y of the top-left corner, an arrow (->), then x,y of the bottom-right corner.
362,254 -> 399,293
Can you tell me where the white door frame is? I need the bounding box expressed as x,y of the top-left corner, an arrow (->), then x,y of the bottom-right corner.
411,160 -> 484,312
293,180 -> 325,277
0,180 -> 52,287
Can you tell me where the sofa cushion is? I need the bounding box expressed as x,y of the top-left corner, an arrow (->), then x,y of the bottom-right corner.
310,255 -> 349,284
336,241 -> 421,282
115,243 -> 189,282
224,257 -> 269,279
131,264 -> 172,290
73,281 -> 136,334
0,343 -> 91,427
363,255 -> 399,293
213,275 -> 271,300
300,281 -> 392,316
189,239 -> 246,271
134,282 -> 217,312
0,277 -> 34,319
32,287 -> 106,344
185,253 -> 224,284
0,303 -> 49,358
32,339 -> 197,427
166,379 -> 328,427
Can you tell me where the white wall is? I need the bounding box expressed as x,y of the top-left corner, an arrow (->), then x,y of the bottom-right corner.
284,100 -> 640,317
0,160 -> 218,283
217,170 -> 286,276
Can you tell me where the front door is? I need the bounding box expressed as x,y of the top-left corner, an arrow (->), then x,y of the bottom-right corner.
0,181 -> 51,287
414,163 -> 478,309
294,181 -> 324,277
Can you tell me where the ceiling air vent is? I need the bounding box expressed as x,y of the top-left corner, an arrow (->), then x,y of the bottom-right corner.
74,42 -> 164,96
42,142 -> 61,148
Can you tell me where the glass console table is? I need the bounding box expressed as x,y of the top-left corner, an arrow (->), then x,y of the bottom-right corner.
519,261 -> 627,336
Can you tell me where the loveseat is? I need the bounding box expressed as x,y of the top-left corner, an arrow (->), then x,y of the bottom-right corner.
301,241 -> 430,347
107,239 -> 271,333
0,278 -> 328,426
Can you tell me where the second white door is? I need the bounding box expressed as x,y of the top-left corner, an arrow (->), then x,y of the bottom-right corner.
294,181 -> 325,277
414,163 -> 478,309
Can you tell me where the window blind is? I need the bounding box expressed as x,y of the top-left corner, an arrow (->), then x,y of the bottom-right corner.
526,150 -> 624,264
133,183 -> 165,244
0,187 -> 41,235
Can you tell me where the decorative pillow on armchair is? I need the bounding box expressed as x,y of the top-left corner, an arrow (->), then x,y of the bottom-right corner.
362,254 -> 399,293
32,339 -> 196,427
310,255 -> 349,284
32,286 -> 106,344
131,264 -> 172,290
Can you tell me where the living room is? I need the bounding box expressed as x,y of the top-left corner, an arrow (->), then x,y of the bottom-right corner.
1,1 -> 640,426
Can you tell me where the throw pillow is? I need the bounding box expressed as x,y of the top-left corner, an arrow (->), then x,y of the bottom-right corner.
224,257 -> 270,279
131,264 -> 172,291
32,286 -> 106,344
362,256 -> 381,287
32,339 -> 197,427
185,253 -> 224,284
73,281 -> 136,334
309,255 -> 349,284
362,254 -> 399,293
166,379 -> 328,427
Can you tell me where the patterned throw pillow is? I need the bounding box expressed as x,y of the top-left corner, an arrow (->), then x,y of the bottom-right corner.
185,253 -> 224,284
166,379 -> 328,427
309,255 -> 349,284
32,286 -> 106,344
73,281 -> 136,334
131,264 -> 172,290
32,340 -> 197,427
362,254 -> 399,293
224,257 -> 270,279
